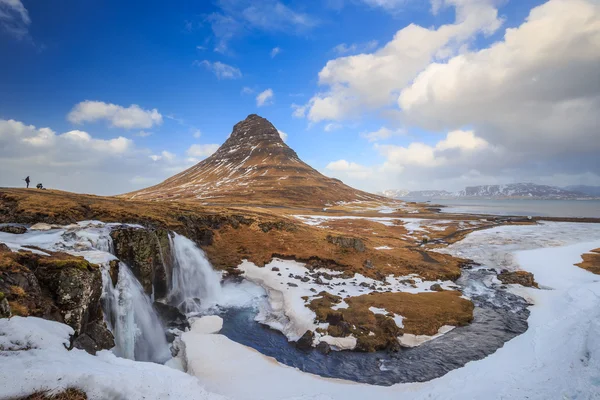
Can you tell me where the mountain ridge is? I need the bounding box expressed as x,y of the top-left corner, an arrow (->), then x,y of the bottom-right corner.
381,183 -> 599,200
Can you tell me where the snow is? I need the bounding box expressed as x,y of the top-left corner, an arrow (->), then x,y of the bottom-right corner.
398,325 -> 454,347
0,317 -> 225,400
188,316 -> 224,335
369,307 -> 404,328
181,223 -> 600,400
238,258 -> 456,345
374,246 -> 393,250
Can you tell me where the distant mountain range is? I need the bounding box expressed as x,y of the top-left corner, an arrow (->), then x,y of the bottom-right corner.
380,183 -> 600,200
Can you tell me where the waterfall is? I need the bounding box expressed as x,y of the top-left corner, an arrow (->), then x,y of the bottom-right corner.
168,233 -> 223,314
102,262 -> 170,363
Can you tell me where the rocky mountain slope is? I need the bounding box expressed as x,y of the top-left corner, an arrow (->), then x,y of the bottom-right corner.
124,114 -> 384,207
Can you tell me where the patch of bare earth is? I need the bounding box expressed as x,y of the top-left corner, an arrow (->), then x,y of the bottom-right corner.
19,388 -> 87,400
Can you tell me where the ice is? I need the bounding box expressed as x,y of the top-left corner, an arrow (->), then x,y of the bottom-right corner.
238,258 -> 456,346
177,226 -> 600,400
0,317 -> 225,400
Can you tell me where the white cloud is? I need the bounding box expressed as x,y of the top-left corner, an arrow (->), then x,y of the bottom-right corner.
333,40 -> 378,55
241,86 -> 254,95
324,123 -> 342,132
361,126 -> 405,142
207,0 -> 317,53
136,131 -> 152,137
0,118 -> 201,195
398,0 -> 600,157
68,101 -> 163,130
325,160 -> 373,179
256,88 -> 274,107
186,143 -> 219,158
0,0 -> 30,39
192,129 -> 202,139
278,130 -> 288,141
196,60 -> 242,79
291,103 -> 307,118
302,0 -> 503,122
271,47 -> 281,58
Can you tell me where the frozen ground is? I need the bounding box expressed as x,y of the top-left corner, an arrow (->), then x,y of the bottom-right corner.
184,223 -> 600,400
2,222 -> 600,399
238,258 -> 457,346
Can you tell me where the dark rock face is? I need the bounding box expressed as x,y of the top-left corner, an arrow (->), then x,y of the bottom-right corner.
497,270 -> 538,287
259,221 -> 298,233
326,235 -> 366,252
0,225 -> 27,234
0,249 -> 114,352
296,330 -> 315,350
316,341 -> 331,355
110,228 -> 173,299
153,301 -> 189,331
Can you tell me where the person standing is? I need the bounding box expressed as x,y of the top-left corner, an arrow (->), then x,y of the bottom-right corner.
24,176 -> 30,188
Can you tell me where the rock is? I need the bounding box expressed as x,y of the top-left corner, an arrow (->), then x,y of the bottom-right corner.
0,225 -> 26,234
316,341 -> 331,355
0,243 -> 10,252
29,222 -> 54,231
154,301 -> 189,331
363,259 -> 374,269
189,315 -> 223,334
497,270 -> 538,287
72,333 -> 99,355
271,267 -> 280,271
110,228 -> 173,298
84,320 -> 115,350
258,221 -> 297,233
287,282 -> 298,287
0,294 -> 10,318
301,276 -> 310,282
295,330 -> 314,350
109,259 -> 120,286
430,283 -> 443,292
326,235 -> 365,252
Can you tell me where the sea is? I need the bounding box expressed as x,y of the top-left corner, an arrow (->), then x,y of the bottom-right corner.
401,198 -> 600,218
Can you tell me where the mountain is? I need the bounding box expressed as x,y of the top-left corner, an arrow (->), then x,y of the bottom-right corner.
124,114 -> 385,207
405,190 -> 455,198
379,189 -> 410,198
381,183 -> 597,200
564,185 -> 600,197
458,183 -> 588,199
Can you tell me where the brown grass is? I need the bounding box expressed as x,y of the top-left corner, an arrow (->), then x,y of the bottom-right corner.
576,248 -> 600,275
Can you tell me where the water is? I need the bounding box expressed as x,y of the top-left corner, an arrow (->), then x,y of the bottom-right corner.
404,198 -> 600,218
0,222 -> 171,364
218,266 -> 529,385
168,233 -> 223,314
102,262 -> 170,363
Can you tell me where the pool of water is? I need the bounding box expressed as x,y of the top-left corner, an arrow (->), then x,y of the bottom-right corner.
217,267 -> 530,386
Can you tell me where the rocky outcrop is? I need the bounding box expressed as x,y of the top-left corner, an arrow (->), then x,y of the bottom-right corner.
0,247 -> 113,354
295,330 -> 314,350
0,225 -> 26,234
497,270 -> 538,287
110,227 -> 173,299
326,235 -> 366,252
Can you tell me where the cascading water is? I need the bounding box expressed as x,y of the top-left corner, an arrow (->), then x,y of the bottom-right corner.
101,262 -> 171,363
168,233 -> 223,314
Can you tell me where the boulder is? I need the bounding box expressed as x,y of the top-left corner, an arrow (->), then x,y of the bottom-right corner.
29,223 -> 54,231
497,270 -> 538,287
326,235 -> 365,252
154,301 -> 189,331
430,283 -> 443,292
295,330 -> 314,350
316,341 -> 331,355
0,225 -> 26,234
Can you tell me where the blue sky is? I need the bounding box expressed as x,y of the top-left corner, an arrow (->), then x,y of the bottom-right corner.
1,0 -> 599,194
